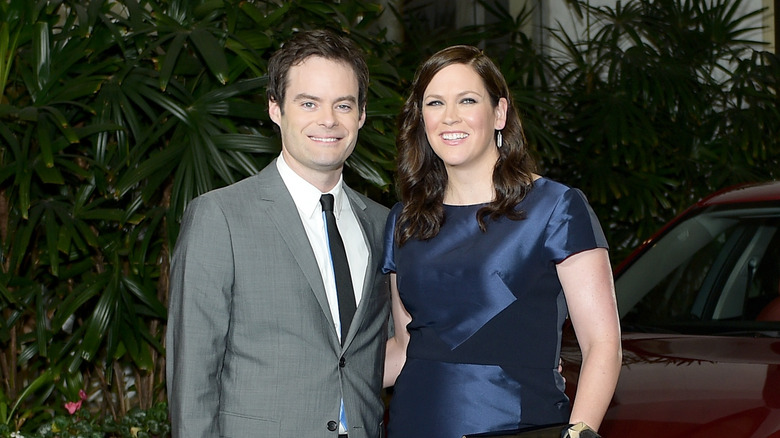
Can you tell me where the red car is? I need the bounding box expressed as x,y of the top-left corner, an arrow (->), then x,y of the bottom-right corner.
563,181 -> 780,438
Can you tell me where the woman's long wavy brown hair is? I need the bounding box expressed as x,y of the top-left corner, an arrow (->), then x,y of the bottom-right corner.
395,45 -> 537,246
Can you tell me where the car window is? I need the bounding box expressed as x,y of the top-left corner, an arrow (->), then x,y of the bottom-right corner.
616,205 -> 780,334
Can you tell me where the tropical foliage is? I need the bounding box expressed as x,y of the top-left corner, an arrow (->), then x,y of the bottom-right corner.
544,0 -> 780,251
0,0 -> 778,436
0,401 -> 169,438
397,0 -> 780,252
0,0 -> 400,434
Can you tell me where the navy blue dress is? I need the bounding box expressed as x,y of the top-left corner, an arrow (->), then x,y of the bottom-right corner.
381,178 -> 608,438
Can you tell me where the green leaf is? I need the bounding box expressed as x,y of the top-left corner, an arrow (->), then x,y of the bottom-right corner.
7,369 -> 55,422
77,272 -> 119,364
159,32 -> 187,92
44,210 -> 59,277
34,288 -> 49,357
189,28 -> 229,84
241,1 -> 291,28
122,277 -> 166,318
114,142 -> 185,198
0,282 -> 18,307
32,21 -> 49,94
35,120 -> 54,167
52,276 -> 108,331
40,106 -> 79,144
16,166 -> 32,220
0,19 -> 21,99
213,133 -> 278,153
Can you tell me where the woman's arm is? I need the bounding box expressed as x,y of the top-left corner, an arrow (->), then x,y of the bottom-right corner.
557,247 -> 622,432
383,273 -> 412,388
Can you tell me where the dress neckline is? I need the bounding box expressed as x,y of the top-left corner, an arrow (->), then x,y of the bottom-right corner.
442,202 -> 489,208
442,178 -> 545,208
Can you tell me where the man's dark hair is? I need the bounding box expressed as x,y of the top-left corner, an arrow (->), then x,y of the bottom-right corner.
266,29 -> 369,114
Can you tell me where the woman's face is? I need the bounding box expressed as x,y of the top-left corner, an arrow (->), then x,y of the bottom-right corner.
422,63 -> 507,172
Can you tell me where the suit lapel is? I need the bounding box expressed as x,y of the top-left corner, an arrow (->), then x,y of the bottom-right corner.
341,188 -> 376,349
255,164 -> 339,344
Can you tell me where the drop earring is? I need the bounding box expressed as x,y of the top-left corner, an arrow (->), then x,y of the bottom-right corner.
496,130 -> 503,148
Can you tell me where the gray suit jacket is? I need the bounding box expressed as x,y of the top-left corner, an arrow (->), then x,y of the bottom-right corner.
166,162 -> 391,438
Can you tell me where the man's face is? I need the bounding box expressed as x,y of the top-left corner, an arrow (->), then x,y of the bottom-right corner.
269,56 -> 366,185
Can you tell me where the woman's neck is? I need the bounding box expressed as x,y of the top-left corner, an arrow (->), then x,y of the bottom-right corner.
443,171 -> 494,205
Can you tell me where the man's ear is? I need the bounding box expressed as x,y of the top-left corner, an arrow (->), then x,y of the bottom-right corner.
269,98 -> 282,126
358,104 -> 367,129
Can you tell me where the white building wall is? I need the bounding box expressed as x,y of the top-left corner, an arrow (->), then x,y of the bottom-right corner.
512,0 -> 774,52
379,0 -> 775,52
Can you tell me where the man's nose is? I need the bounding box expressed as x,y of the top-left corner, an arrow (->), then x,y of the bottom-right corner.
318,107 -> 338,128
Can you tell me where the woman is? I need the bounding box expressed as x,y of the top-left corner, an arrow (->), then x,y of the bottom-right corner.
382,45 -> 622,438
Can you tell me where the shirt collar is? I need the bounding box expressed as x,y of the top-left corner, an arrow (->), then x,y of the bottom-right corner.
276,154 -> 347,220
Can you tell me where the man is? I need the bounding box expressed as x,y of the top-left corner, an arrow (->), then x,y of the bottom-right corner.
166,29 -> 390,438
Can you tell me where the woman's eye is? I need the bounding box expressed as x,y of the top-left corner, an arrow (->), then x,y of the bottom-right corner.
425,100 -> 443,106
461,97 -> 477,104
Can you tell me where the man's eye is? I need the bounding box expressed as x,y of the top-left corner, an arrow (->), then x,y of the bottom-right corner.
302,102 -> 316,108
337,104 -> 353,111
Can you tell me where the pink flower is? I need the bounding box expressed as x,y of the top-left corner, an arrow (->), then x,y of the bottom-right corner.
64,400 -> 82,415
64,390 -> 88,415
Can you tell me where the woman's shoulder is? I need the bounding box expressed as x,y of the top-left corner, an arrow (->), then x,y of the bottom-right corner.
389,201 -> 403,213
528,176 -> 576,200
383,202 -> 404,230
522,177 -> 596,217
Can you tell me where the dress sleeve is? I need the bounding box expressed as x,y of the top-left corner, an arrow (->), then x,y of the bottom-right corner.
544,188 -> 609,263
381,202 -> 402,274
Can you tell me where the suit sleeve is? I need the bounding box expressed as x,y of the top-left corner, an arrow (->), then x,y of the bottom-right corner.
166,195 -> 234,438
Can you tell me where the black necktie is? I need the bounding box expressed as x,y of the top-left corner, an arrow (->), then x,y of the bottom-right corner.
320,194 -> 356,344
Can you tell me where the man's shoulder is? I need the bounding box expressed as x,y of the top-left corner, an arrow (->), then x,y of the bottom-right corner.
346,188 -> 390,218
199,165 -> 279,199
183,166 -> 284,218
361,193 -> 390,214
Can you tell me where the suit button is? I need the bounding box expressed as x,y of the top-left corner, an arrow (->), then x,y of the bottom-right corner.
339,357 -> 346,368
327,420 -> 338,431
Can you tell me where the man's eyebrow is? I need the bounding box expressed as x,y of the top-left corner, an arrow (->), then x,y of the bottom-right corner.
292,93 -> 321,102
335,95 -> 358,103
292,93 -> 357,103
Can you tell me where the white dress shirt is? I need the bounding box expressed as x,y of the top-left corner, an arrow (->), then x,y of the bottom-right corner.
276,155 -> 368,342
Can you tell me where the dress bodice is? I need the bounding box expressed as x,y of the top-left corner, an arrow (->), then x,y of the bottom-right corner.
382,178 -> 608,438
